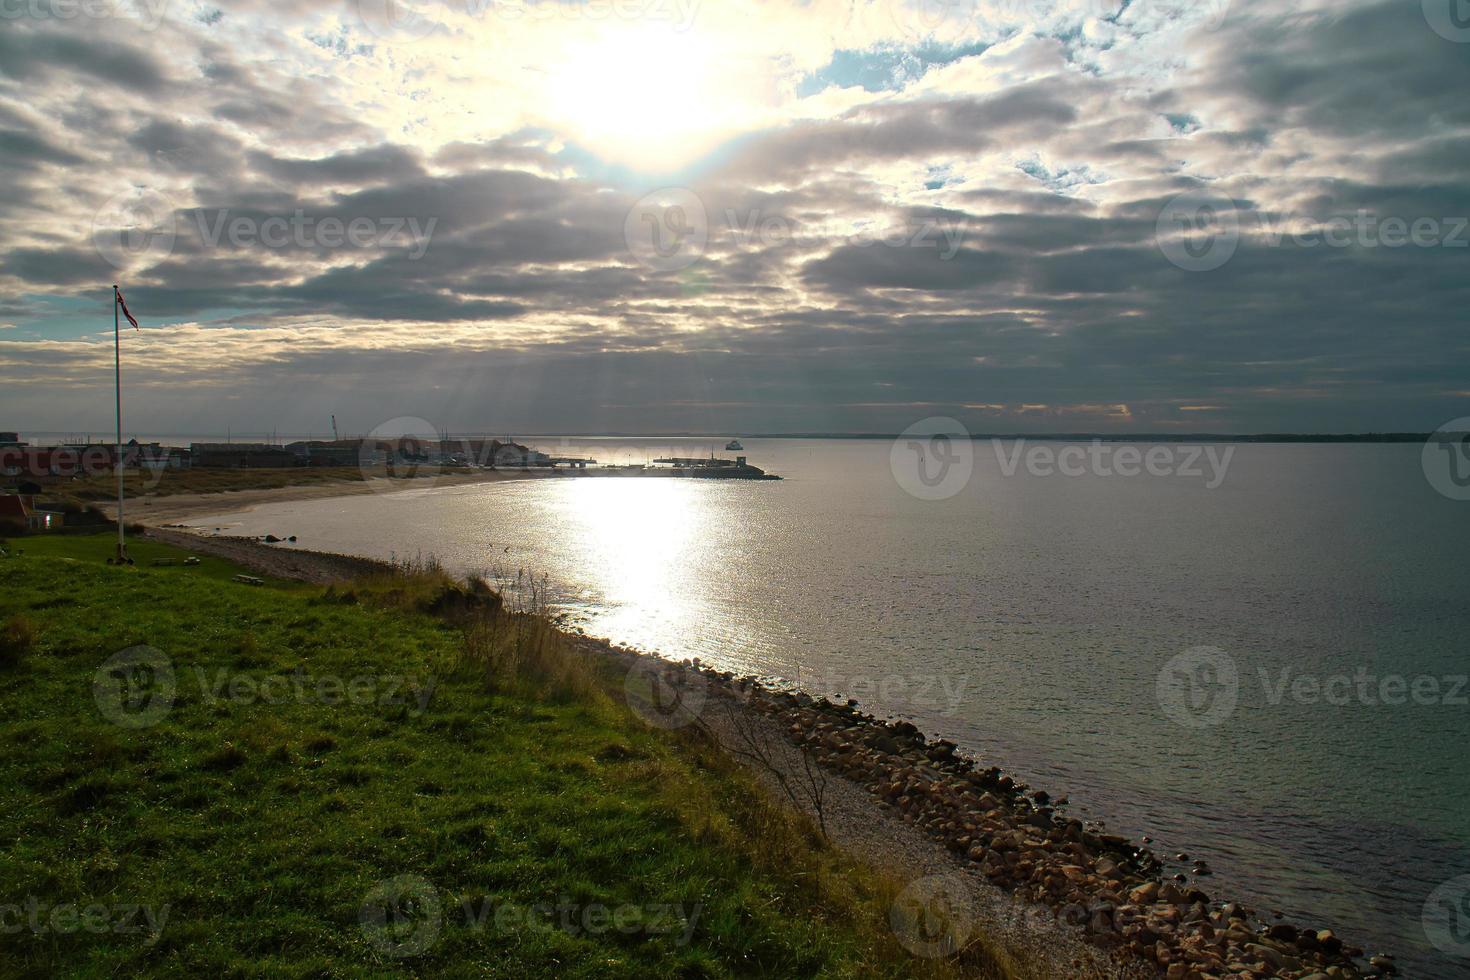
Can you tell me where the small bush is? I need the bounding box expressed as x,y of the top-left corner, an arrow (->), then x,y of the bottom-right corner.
0,615 -> 38,668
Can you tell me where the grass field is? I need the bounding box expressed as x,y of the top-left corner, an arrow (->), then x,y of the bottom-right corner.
4,533 -> 300,588
0,535 -> 1014,978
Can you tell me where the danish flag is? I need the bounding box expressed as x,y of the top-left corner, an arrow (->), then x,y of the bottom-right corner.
115,287 -> 138,330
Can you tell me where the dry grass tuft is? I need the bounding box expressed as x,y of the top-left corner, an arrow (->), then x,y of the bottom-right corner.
339,559 -> 596,702
0,615 -> 38,668
458,569 -> 597,701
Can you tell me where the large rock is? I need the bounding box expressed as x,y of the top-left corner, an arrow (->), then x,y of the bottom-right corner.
1130,881 -> 1160,904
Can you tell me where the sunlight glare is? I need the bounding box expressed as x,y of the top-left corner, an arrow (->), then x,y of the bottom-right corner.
538,23 -> 754,171
560,480 -> 710,643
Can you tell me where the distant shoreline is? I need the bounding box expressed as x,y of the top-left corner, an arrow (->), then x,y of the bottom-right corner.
736,432 -> 1443,442
23,431 -> 1451,445
104,469 -> 554,525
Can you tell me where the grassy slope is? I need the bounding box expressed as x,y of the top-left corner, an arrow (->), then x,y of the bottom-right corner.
7,534 -> 298,587
0,538 -> 1008,979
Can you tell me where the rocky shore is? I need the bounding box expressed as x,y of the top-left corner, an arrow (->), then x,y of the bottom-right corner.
143,527 -> 396,584
603,651 -> 1399,980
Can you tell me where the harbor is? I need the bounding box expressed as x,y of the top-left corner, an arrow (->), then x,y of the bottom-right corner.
1,431 -> 781,485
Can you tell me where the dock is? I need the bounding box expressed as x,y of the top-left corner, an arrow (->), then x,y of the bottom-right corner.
645,456 -> 780,480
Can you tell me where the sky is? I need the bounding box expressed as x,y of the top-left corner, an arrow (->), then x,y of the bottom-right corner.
0,0 -> 1467,437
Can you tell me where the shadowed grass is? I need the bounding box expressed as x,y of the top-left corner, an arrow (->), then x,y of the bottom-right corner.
9,532 -> 301,588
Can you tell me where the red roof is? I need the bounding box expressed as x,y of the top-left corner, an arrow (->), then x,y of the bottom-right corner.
0,496 -> 30,518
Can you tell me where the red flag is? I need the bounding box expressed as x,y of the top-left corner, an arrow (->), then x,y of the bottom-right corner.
116,287 -> 139,330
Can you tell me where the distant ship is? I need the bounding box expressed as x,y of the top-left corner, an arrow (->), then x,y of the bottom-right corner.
725,439 -> 744,451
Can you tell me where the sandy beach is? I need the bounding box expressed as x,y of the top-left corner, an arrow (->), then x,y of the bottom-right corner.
104,468 -> 557,526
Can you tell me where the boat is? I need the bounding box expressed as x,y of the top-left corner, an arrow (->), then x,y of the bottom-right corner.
725,439 -> 744,451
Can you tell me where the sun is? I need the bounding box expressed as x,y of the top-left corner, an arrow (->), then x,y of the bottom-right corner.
537,22 -> 761,171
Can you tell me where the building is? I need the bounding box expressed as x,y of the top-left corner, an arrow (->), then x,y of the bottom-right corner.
136,444 -> 191,470
0,445 -> 114,478
0,432 -> 23,447
190,443 -> 299,468
0,440 -> 190,477
114,441 -> 190,471
0,493 -> 63,532
286,440 -> 369,467
492,443 -> 552,467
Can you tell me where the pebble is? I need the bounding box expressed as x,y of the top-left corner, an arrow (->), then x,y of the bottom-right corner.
623,651 -> 1383,980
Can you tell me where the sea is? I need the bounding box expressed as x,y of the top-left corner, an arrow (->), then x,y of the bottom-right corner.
166,436 -> 1469,975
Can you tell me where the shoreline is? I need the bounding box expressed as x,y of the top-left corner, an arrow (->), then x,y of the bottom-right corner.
136,524 -> 1390,978
104,463 -> 777,528
102,469 -> 556,525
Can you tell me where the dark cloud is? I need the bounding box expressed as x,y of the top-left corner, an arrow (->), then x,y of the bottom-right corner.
249,145 -> 426,185
714,84 -> 1077,178
127,119 -> 246,177
0,29 -> 167,92
0,127 -> 84,171
1182,2 -> 1470,141
1,247 -> 120,287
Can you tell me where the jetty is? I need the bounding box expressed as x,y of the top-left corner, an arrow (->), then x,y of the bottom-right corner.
646,455 -> 780,480
550,453 -> 780,480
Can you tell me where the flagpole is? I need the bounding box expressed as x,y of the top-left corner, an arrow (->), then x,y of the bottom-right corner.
113,284 -> 128,564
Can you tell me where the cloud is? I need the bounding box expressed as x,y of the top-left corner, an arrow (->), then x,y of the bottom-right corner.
249,144 -> 426,186
0,29 -> 169,92
0,0 -> 1465,433
0,127 -> 85,171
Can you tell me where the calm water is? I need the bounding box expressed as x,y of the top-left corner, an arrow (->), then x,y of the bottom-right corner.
186,439 -> 1470,975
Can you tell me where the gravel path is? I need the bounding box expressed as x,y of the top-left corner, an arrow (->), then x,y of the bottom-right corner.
143,527 -> 394,584
691,688 -> 1151,980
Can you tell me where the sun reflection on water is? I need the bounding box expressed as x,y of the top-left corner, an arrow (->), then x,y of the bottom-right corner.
540,479 -> 722,652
